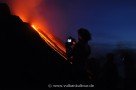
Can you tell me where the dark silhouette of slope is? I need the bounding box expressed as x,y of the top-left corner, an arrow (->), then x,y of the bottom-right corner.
0,3 -> 66,88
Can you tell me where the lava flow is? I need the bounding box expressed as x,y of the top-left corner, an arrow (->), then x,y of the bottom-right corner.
31,25 -> 66,60
4,0 -> 67,59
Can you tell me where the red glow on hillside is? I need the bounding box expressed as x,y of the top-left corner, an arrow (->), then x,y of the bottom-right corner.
31,24 -> 66,59
6,0 -> 66,59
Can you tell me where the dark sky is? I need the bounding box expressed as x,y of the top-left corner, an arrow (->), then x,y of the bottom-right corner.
42,0 -> 136,47
1,0 -> 136,47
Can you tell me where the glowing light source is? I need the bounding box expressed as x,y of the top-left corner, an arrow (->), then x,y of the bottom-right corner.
31,24 -> 67,60
6,0 -> 67,60
32,25 -> 38,30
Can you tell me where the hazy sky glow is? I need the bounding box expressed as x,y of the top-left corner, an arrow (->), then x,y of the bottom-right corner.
42,0 -> 136,45
1,0 -> 136,46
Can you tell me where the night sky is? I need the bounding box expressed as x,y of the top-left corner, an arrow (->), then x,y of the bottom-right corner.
1,0 -> 136,48
42,0 -> 136,47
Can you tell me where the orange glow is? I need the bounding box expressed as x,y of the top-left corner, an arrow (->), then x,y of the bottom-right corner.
6,0 -> 67,60
31,25 -> 66,60
32,25 -> 37,30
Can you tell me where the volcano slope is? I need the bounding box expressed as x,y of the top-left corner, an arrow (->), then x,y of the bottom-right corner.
0,3 -> 70,88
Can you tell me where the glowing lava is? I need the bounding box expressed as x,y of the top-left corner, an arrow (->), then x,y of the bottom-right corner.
4,0 -> 66,59
31,25 -> 66,60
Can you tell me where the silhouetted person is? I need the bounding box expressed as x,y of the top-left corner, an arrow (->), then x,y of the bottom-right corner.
65,36 -> 76,63
102,53 -> 119,89
71,28 -> 91,82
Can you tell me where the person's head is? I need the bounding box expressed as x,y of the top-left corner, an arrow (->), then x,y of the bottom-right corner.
78,28 -> 91,42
